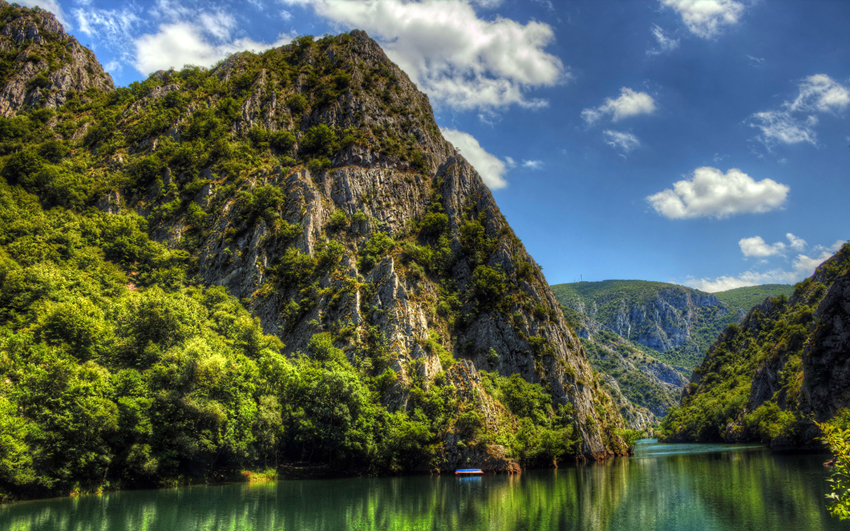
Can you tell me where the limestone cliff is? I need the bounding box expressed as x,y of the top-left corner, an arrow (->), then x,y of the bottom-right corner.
0,7 -> 627,461
0,1 -> 113,117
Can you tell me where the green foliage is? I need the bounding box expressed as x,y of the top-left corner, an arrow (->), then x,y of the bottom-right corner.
359,232 -> 395,271
286,93 -> 308,114
472,265 -> 507,308
819,420 -> 850,520
301,124 -> 338,159
327,209 -> 349,231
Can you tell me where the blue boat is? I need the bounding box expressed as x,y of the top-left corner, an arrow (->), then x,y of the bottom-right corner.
455,469 -> 484,475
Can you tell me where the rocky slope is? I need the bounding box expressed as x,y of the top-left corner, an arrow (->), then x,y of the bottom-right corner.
552,281 -> 793,371
0,2 -> 628,469
564,307 -> 688,432
659,244 -> 850,449
0,1 -> 113,117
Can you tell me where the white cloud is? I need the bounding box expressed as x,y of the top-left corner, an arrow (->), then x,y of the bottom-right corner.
686,269 -> 798,293
750,74 -> 850,148
282,0 -> 565,110
647,166 -> 789,219
18,0 -> 70,28
582,88 -> 656,125
440,128 -> 508,189
739,236 -> 785,258
660,0 -> 745,39
739,233 -> 807,257
72,4 -> 142,72
647,24 -> 679,56
688,238 -> 845,293
788,74 -> 850,113
786,233 -> 807,251
522,160 -> 543,170
132,3 -> 292,75
750,111 -> 818,146
603,130 -> 640,152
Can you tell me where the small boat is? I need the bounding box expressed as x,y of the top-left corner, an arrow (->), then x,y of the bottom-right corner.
455,469 -> 484,475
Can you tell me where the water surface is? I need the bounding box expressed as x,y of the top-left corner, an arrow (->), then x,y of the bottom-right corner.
2,440 -> 844,530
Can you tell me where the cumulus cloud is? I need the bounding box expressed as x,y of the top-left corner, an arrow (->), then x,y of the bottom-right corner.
282,0 -> 564,110
739,236 -> 785,258
739,233 -> 807,258
688,238 -> 846,292
522,160 -> 543,170
440,128 -> 508,189
660,0 -> 745,39
603,130 -> 640,152
582,88 -> 656,125
647,167 -> 789,219
18,0 -> 70,28
134,6 -> 291,74
647,24 -> 679,56
750,74 -> 850,148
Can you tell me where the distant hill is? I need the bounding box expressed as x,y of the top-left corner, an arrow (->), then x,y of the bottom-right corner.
562,307 -> 688,432
713,284 -> 796,312
552,280 -> 793,370
553,279 -> 794,428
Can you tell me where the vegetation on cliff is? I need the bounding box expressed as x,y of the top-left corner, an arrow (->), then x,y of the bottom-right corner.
0,4 -> 629,500
658,244 -> 849,447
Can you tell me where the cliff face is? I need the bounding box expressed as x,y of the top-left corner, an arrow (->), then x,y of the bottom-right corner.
660,244 -> 850,449
176,32 -> 624,456
552,280 -> 751,370
566,308 -> 688,431
0,1 -> 114,117
0,6 -> 627,461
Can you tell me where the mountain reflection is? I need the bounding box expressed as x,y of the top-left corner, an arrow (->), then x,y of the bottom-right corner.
1,442 -> 841,531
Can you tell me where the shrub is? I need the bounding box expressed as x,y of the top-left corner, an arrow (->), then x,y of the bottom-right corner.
359,232 -> 395,271
286,94 -> 307,114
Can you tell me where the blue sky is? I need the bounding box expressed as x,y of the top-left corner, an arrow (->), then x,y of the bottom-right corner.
24,0 -> 850,291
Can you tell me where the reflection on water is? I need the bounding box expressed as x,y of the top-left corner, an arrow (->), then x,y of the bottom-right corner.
1,440 -> 843,531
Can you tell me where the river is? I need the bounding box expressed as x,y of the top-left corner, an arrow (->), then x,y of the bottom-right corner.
1,440 -> 845,530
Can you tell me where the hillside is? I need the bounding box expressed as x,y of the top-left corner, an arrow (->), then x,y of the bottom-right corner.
562,307 -> 687,432
552,280 -> 793,370
0,3 -> 629,500
659,244 -> 850,449
713,284 -> 795,313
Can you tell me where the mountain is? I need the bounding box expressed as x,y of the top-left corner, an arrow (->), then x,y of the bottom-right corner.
0,2 -> 113,116
551,281 -> 794,370
659,244 -> 850,449
0,4 -> 629,499
551,280 -> 794,430
562,306 -> 687,432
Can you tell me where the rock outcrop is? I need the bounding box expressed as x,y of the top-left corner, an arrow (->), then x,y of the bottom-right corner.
0,1 -> 114,116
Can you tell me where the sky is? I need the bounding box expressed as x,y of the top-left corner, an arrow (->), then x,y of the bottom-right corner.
21,0 -> 850,292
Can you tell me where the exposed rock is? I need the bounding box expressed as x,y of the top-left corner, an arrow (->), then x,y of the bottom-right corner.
0,1 -> 114,117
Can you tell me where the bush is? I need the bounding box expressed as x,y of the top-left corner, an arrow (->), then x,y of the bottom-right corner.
286,94 -> 307,114
359,232 -> 395,271
327,209 -> 349,231
301,124 -> 338,158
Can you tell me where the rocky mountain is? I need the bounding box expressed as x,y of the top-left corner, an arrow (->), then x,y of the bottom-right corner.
563,306 -> 688,432
552,280 -> 793,371
659,244 -> 850,449
0,1 -> 113,117
0,4 -> 630,498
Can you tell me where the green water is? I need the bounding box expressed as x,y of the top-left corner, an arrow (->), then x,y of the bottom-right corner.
1,440 -> 846,530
